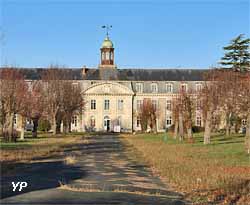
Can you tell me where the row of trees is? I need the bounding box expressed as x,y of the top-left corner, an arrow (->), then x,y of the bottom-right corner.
0,67 -> 84,142
137,34 -> 250,153
137,70 -> 250,152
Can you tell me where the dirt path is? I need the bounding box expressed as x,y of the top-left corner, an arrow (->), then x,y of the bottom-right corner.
1,134 -> 187,205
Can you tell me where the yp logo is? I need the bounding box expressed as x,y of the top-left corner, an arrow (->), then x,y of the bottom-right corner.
12,182 -> 28,192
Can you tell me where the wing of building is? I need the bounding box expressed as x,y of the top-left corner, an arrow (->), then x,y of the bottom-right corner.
11,35 -> 208,133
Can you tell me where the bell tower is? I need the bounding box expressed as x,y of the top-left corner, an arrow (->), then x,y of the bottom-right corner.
99,25 -> 116,68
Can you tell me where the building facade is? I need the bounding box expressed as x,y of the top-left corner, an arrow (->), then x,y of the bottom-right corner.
14,35 -> 206,133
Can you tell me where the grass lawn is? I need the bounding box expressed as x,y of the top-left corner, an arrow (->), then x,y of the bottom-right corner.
122,132 -> 250,205
0,132 -> 87,164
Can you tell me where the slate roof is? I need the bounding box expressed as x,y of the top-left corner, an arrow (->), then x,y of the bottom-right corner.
4,68 -> 207,81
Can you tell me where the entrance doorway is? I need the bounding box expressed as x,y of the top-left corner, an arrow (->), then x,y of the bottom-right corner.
104,116 -> 111,132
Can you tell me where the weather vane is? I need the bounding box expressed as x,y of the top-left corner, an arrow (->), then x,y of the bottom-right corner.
102,25 -> 112,38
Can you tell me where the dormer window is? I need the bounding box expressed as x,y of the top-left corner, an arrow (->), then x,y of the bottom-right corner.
151,83 -> 158,93
196,83 -> 203,92
166,83 -> 173,93
135,83 -> 143,93
180,83 -> 188,92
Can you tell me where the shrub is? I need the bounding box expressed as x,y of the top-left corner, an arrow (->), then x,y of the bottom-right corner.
38,119 -> 51,132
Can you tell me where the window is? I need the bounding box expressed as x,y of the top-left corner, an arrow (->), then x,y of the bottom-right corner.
180,83 -> 188,92
196,100 -> 202,110
152,100 -> 157,110
13,114 -> 17,125
166,100 -> 172,111
91,100 -> 96,110
90,116 -> 95,127
110,52 -> 113,60
102,52 -> 105,60
104,100 -> 110,110
137,100 -> 142,110
72,116 -> 77,127
166,115 -> 172,126
135,83 -> 143,93
106,51 -> 109,60
196,116 -> 202,127
118,99 -> 124,111
166,83 -> 173,93
151,83 -> 158,93
196,83 -> 203,92
136,117 -> 141,127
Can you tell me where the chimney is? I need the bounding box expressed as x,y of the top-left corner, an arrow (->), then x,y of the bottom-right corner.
82,66 -> 87,78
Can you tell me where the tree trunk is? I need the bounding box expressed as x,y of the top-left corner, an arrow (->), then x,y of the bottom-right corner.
245,113 -> 250,154
20,116 -> 26,140
32,118 -> 38,138
179,112 -> 184,141
174,119 -> 179,139
225,123 -> 230,137
187,127 -> 193,139
4,112 -> 15,142
52,114 -> 57,135
225,113 -> 231,137
204,110 -> 212,145
68,121 -> 71,133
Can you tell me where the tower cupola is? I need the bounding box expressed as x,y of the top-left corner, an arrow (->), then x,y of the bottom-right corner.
100,25 -> 115,67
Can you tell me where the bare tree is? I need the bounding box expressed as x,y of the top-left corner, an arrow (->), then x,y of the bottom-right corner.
0,68 -> 28,142
138,99 -> 157,133
181,89 -> 196,142
41,67 -> 66,135
61,81 -> 84,133
200,70 -> 220,144
238,72 -> 250,153
217,70 -> 240,136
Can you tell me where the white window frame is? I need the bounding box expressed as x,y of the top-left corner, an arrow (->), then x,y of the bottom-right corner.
196,116 -> 202,127
104,99 -> 110,110
196,83 -> 203,92
166,83 -> 173,93
135,83 -> 143,93
91,100 -> 96,110
166,115 -> 172,126
180,83 -> 188,92
166,100 -> 172,111
137,100 -> 142,110
151,83 -> 158,93
72,116 -> 77,127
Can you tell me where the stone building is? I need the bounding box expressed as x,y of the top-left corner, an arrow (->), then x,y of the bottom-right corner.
13,35 -> 206,133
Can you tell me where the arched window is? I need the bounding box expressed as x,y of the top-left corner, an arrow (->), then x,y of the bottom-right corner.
102,52 -> 105,60
106,51 -> 109,60
110,52 -> 113,60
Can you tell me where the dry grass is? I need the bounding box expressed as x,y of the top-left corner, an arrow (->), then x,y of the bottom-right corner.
122,133 -> 250,205
64,155 -> 77,165
0,135 -> 85,163
58,181 -> 173,198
